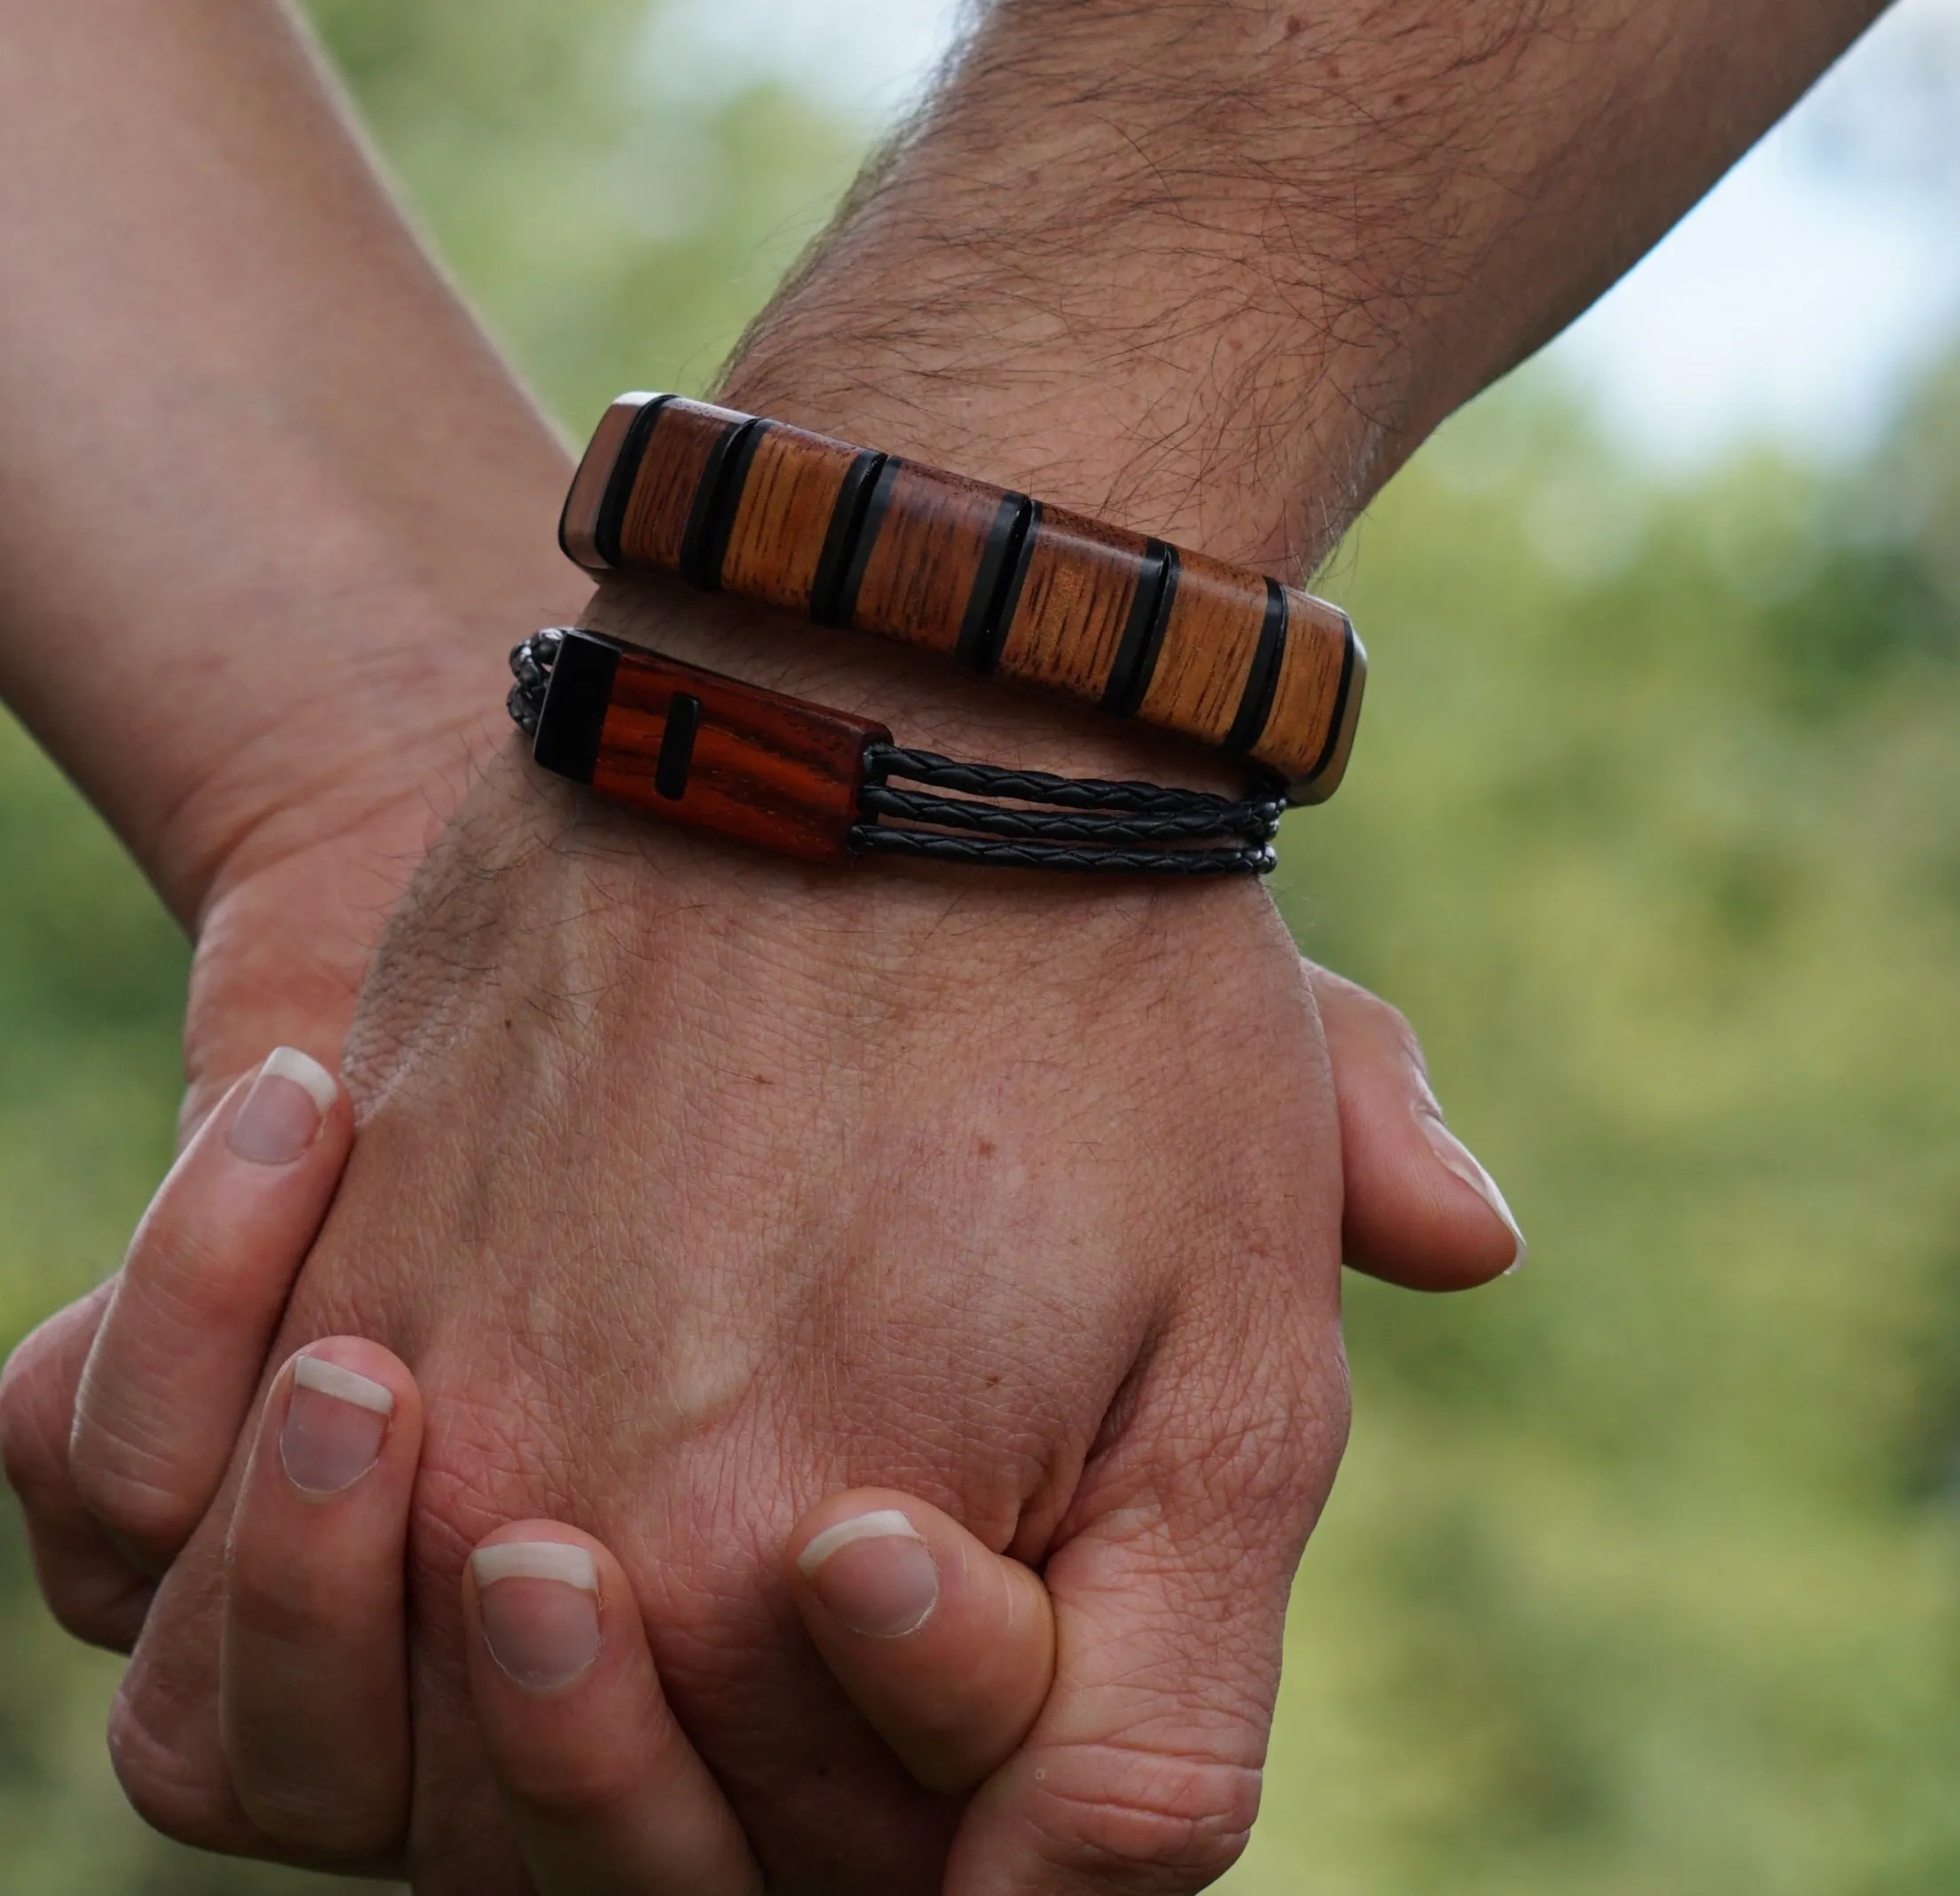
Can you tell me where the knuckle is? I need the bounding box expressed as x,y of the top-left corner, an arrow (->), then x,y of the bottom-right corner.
106,1677 -> 244,1853
67,1428 -> 200,1564
234,1775 -> 403,1861
495,1741 -> 648,1821
41,1555 -> 153,1652
0,1337 -> 70,1507
1021,1740 -> 1260,1890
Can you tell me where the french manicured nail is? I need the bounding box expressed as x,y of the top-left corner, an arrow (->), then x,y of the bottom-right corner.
227,1048 -> 337,1166
797,1509 -> 940,1638
280,1356 -> 393,1493
1419,1110 -> 1530,1272
472,1543 -> 602,1690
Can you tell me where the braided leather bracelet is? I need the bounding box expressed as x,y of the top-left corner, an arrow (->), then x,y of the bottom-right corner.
560,395 -> 1366,806
509,630 -> 1281,876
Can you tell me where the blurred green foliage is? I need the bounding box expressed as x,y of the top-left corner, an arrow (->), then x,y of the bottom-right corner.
4,2 -> 1960,1891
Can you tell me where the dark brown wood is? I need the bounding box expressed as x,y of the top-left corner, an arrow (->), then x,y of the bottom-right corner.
995,505 -> 1153,701
591,644 -> 890,863
557,393 -> 1364,799
846,460 -> 1020,657
616,398 -> 750,573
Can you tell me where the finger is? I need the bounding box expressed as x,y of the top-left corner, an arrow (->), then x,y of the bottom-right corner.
786,1489 -> 1056,1795
464,1522 -> 764,1896
69,1048 -> 350,1567
0,1285 -> 156,1648
1306,964 -> 1527,1290
945,1308 -> 1348,1896
221,1340 -> 421,1861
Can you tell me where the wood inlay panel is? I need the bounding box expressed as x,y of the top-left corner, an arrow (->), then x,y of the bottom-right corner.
1137,548 -> 1270,746
720,424 -> 861,612
592,643 -> 890,862
848,461 -> 1021,657
996,506 -> 1153,701
617,398 -> 748,571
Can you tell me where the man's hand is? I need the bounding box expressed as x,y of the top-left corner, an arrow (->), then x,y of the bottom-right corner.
102,723 -> 1348,1892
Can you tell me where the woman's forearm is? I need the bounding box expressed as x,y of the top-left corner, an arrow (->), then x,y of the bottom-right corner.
0,0 -> 585,928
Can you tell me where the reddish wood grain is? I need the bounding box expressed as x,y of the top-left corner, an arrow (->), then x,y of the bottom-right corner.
592,646 -> 889,863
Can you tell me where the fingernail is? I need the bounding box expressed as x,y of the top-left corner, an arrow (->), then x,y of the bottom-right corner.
1419,1110 -> 1529,1273
227,1048 -> 337,1166
280,1356 -> 393,1494
471,1544 -> 602,1690
796,1509 -> 940,1638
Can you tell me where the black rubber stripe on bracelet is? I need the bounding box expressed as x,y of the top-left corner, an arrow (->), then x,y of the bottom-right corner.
680,416 -> 767,591
532,630 -> 620,785
1099,540 -> 1173,716
832,455 -> 902,630
1224,579 -> 1288,756
955,494 -> 1035,670
1299,614 -> 1360,788
589,395 -> 673,570
960,499 -> 1041,675
810,450 -> 887,625
1107,545 -> 1180,720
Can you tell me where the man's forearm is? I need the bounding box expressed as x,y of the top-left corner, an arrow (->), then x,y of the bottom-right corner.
726,0 -> 1887,576
0,0 -> 585,927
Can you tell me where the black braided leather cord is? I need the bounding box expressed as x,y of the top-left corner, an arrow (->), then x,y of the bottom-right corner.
854,743 -> 1280,874
508,633 -> 1279,876
849,828 -> 1278,876
863,745 -> 1280,823
860,783 -> 1271,846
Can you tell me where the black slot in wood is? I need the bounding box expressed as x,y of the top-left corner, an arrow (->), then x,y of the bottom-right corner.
1098,540 -> 1173,715
959,500 -> 1041,675
1301,615 -> 1360,785
954,494 -> 1035,671
810,450 -> 887,626
832,455 -> 902,630
1224,580 -> 1290,755
532,630 -> 622,785
680,415 -> 766,591
587,395 -> 673,570
655,693 -> 703,799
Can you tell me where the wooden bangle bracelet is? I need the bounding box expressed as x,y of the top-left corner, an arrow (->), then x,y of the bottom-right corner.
560,394 -> 1366,805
